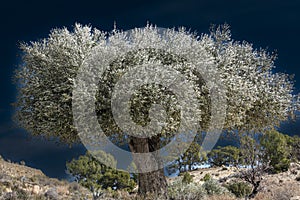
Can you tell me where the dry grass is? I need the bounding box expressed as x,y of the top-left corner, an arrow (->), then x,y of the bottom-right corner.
204,194 -> 236,200
266,184 -> 300,200
252,193 -> 272,200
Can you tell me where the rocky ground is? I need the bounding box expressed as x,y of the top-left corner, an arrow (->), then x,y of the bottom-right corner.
258,163 -> 300,200
186,163 -> 300,200
0,155 -> 93,200
1,154 -> 300,200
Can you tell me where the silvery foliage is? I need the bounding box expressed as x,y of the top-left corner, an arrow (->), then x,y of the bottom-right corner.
15,24 -> 106,143
168,177 -> 228,199
14,23 -> 299,144
168,178 -> 207,200
209,24 -> 299,132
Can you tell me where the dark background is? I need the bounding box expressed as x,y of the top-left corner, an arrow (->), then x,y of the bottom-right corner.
0,0 -> 299,179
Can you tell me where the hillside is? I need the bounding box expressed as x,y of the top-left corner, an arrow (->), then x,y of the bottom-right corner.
1,154 -> 300,200
0,156 -> 93,200
186,163 -> 300,200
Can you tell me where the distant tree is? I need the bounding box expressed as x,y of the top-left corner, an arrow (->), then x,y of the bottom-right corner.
182,142 -> 208,171
14,23 -> 299,196
167,142 -> 207,173
207,145 -> 240,167
66,151 -> 136,195
260,130 -> 291,173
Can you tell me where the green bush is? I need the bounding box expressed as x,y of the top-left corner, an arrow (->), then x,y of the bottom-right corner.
260,130 -> 291,173
182,172 -> 193,184
286,135 -> 300,162
225,181 -> 252,198
66,151 -> 136,193
202,179 -> 228,195
201,173 -> 211,182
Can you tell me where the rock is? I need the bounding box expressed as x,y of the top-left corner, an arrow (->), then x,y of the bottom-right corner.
32,185 -> 40,194
4,187 -> 12,193
45,188 -> 59,199
291,196 -> 300,200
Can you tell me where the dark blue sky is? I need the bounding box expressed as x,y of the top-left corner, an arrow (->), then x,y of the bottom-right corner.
0,0 -> 300,179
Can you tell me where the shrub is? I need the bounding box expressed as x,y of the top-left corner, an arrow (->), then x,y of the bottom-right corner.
68,182 -> 81,192
168,178 -> 207,200
201,173 -> 212,182
182,172 -> 193,184
16,189 -> 29,200
225,181 -> 252,198
202,179 -> 228,195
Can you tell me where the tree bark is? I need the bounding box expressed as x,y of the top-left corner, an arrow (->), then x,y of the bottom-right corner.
129,136 -> 168,197
248,181 -> 260,199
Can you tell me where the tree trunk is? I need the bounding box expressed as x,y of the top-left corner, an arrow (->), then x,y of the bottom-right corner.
129,136 -> 168,197
248,181 -> 260,199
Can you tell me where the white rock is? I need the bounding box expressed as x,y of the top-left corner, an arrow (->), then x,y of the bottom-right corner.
4,187 -> 12,193
32,185 -> 40,194
291,196 -> 300,200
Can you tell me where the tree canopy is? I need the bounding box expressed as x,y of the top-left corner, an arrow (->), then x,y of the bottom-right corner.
14,23 -> 299,144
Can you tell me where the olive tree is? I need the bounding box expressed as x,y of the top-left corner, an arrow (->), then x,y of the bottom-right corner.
14,23 -> 299,196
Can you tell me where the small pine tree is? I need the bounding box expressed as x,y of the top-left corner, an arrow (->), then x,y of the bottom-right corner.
207,146 -> 240,167
260,130 -> 291,173
182,172 -> 193,184
285,135 -> 300,162
66,151 -> 136,193
167,141 -> 207,173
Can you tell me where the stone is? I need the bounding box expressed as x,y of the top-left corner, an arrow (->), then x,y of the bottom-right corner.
32,185 -> 40,194
45,188 -> 59,199
291,196 -> 300,200
4,187 -> 12,193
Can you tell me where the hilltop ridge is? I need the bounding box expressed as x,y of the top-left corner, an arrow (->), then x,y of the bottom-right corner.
0,155 -> 92,199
